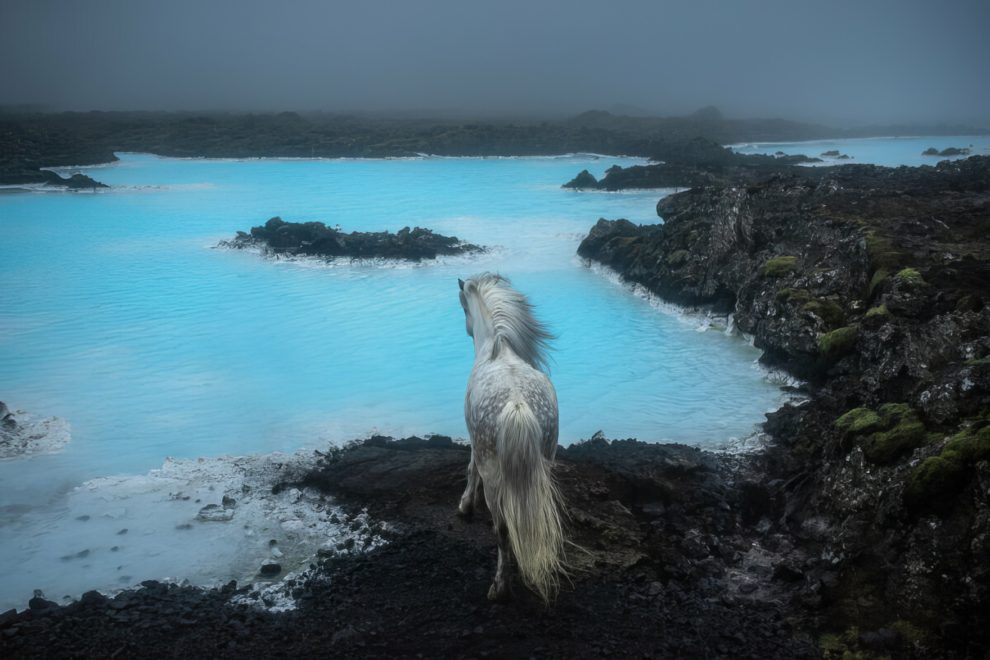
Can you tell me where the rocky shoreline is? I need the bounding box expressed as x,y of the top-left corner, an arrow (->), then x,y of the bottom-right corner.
1,435 -> 822,658
3,109 -> 986,186
219,216 -> 483,262
577,156 -> 990,657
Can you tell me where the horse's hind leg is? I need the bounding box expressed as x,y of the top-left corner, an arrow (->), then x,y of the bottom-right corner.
458,451 -> 482,519
487,519 -> 513,602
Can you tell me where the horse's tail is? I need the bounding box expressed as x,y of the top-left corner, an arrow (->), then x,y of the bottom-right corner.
492,398 -> 566,605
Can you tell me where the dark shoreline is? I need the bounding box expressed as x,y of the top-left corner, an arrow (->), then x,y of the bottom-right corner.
3,109 -> 987,186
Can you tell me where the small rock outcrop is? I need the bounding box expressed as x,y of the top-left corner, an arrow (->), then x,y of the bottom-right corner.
923,146 -> 972,157
562,169 -> 599,189
41,171 -> 108,189
220,217 -> 484,262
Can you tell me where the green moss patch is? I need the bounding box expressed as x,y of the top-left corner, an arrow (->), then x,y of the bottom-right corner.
835,403 -> 929,465
835,407 -> 882,435
864,304 -> 889,318
863,418 -> 927,464
865,231 -> 903,271
762,255 -> 798,278
904,417 -> 990,510
877,402 -> 911,425
945,423 -> 990,462
895,267 -> 924,284
819,325 -> 858,359
867,268 -> 890,298
904,453 -> 966,504
802,299 -> 846,327
775,287 -> 812,304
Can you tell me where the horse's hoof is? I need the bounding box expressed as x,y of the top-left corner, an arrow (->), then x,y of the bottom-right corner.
487,582 -> 509,602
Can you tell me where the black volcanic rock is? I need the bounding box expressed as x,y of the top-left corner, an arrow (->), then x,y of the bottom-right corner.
221,217 -> 484,262
923,146 -> 972,157
577,156 -> 990,655
564,137 -> 823,191
562,169 -> 599,189
41,171 -> 108,189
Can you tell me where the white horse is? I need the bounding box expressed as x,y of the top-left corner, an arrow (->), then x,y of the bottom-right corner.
457,273 -> 566,604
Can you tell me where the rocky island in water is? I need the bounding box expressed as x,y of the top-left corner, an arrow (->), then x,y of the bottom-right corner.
219,216 -> 483,262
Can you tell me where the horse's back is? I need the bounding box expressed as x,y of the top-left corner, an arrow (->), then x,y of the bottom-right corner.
466,351 -> 558,460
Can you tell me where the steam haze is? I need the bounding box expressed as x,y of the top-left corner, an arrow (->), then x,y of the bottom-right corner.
2,0 -> 988,125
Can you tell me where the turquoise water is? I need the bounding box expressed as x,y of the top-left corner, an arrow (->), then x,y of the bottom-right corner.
730,134 -> 990,167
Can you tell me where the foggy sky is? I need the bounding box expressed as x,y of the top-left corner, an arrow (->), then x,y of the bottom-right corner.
2,0 -> 989,125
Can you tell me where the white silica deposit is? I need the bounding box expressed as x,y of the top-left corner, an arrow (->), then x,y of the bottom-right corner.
0,408 -> 71,460
0,449 -> 387,612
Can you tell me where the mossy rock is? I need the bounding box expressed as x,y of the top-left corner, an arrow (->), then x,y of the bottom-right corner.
837,403 -> 928,465
802,299 -> 846,327
667,249 -> 689,267
877,402 -> 912,426
895,267 -> 924,284
864,304 -> 889,318
944,424 -> 990,462
964,356 -> 990,367
819,325 -> 858,359
862,419 -> 927,464
904,453 -> 966,504
762,255 -> 798,278
776,287 -> 812,304
904,420 -> 990,510
865,231 -> 903,271
867,268 -> 890,298
835,407 -> 882,435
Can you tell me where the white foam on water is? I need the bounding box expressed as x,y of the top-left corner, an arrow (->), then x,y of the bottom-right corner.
583,259 -> 735,333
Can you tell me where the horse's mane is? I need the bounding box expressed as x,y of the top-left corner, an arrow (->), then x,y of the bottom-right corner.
467,273 -> 553,373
